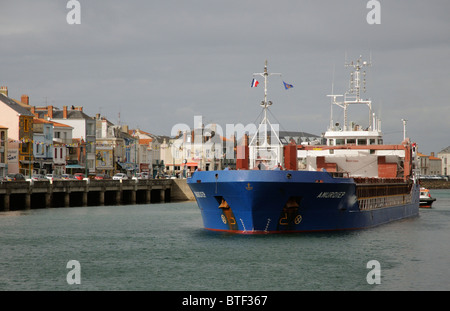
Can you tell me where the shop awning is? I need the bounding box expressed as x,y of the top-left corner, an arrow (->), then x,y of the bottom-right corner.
118,162 -> 137,170
66,164 -> 84,168
183,162 -> 198,167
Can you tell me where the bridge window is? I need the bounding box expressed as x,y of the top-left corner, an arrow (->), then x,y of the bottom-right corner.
357,139 -> 367,145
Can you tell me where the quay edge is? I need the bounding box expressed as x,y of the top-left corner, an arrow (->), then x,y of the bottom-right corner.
0,179 -> 193,211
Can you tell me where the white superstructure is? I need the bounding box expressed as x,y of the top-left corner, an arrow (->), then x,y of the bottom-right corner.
297,56 -> 414,180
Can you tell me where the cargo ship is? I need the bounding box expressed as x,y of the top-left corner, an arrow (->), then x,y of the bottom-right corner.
187,58 -> 420,233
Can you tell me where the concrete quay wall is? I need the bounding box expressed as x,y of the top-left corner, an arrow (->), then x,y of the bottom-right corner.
0,178 -> 193,211
419,179 -> 450,189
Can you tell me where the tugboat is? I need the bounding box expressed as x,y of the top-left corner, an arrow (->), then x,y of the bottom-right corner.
187,58 -> 420,233
419,187 -> 436,208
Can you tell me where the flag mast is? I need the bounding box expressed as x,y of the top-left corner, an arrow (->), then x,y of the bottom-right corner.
253,60 -> 281,121
249,60 -> 282,169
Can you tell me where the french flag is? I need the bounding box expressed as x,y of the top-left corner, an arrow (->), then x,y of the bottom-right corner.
251,78 -> 259,87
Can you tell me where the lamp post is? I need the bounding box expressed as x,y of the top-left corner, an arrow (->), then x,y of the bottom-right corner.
134,138 -> 137,177
29,139 -> 32,179
84,140 -> 88,178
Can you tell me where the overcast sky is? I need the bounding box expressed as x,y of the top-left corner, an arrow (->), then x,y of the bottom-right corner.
1,0 -> 449,155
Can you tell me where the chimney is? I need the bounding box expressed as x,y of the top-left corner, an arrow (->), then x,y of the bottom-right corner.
21,95 -> 29,105
431,152 -> 435,157
47,105 -> 54,119
63,106 -> 68,119
75,106 -> 83,112
0,86 -> 8,97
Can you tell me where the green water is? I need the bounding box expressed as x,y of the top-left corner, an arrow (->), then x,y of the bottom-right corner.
1,190 -> 449,291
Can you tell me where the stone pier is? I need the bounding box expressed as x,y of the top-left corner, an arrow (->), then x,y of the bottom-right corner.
0,178 -> 177,211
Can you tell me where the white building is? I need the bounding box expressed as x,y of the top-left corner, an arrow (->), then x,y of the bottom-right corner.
438,146 -> 450,176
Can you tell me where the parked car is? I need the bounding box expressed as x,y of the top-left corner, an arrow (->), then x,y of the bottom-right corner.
45,174 -> 62,181
5,173 -> 26,181
74,173 -> 85,180
27,174 -> 48,181
61,174 -> 76,180
132,173 -> 148,180
112,173 -> 128,180
95,174 -> 111,180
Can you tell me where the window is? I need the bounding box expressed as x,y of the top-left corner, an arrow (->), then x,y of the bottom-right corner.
357,139 -> 367,145
87,123 -> 95,136
24,119 -> 29,132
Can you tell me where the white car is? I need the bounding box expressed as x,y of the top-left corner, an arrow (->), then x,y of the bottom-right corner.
132,173 -> 149,180
113,173 -> 128,180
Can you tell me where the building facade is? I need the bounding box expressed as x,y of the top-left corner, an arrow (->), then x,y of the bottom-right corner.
32,118 -> 54,175
417,152 -> 442,176
0,126 -> 8,178
0,88 -> 35,175
35,105 -> 96,176
438,146 -> 450,176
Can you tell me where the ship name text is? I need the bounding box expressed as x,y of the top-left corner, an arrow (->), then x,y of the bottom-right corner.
317,191 -> 346,199
194,191 -> 206,198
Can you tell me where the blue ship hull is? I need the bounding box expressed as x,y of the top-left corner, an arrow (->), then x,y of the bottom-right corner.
187,170 -> 420,234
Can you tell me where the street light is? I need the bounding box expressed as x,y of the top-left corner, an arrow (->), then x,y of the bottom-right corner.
29,139 -> 32,179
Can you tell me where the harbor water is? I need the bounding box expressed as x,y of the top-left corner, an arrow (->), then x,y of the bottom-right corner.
1,190 -> 449,291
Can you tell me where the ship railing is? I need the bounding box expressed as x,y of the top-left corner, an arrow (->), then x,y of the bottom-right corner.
358,193 -> 412,211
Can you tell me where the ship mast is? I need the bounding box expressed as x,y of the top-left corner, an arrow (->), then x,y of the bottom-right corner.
248,60 -> 283,169
250,60 -> 281,146
328,55 -> 374,131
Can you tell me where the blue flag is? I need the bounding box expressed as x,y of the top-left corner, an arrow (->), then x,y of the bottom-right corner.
283,81 -> 293,90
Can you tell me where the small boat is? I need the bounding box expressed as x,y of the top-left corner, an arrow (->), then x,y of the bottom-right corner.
419,187 -> 436,208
